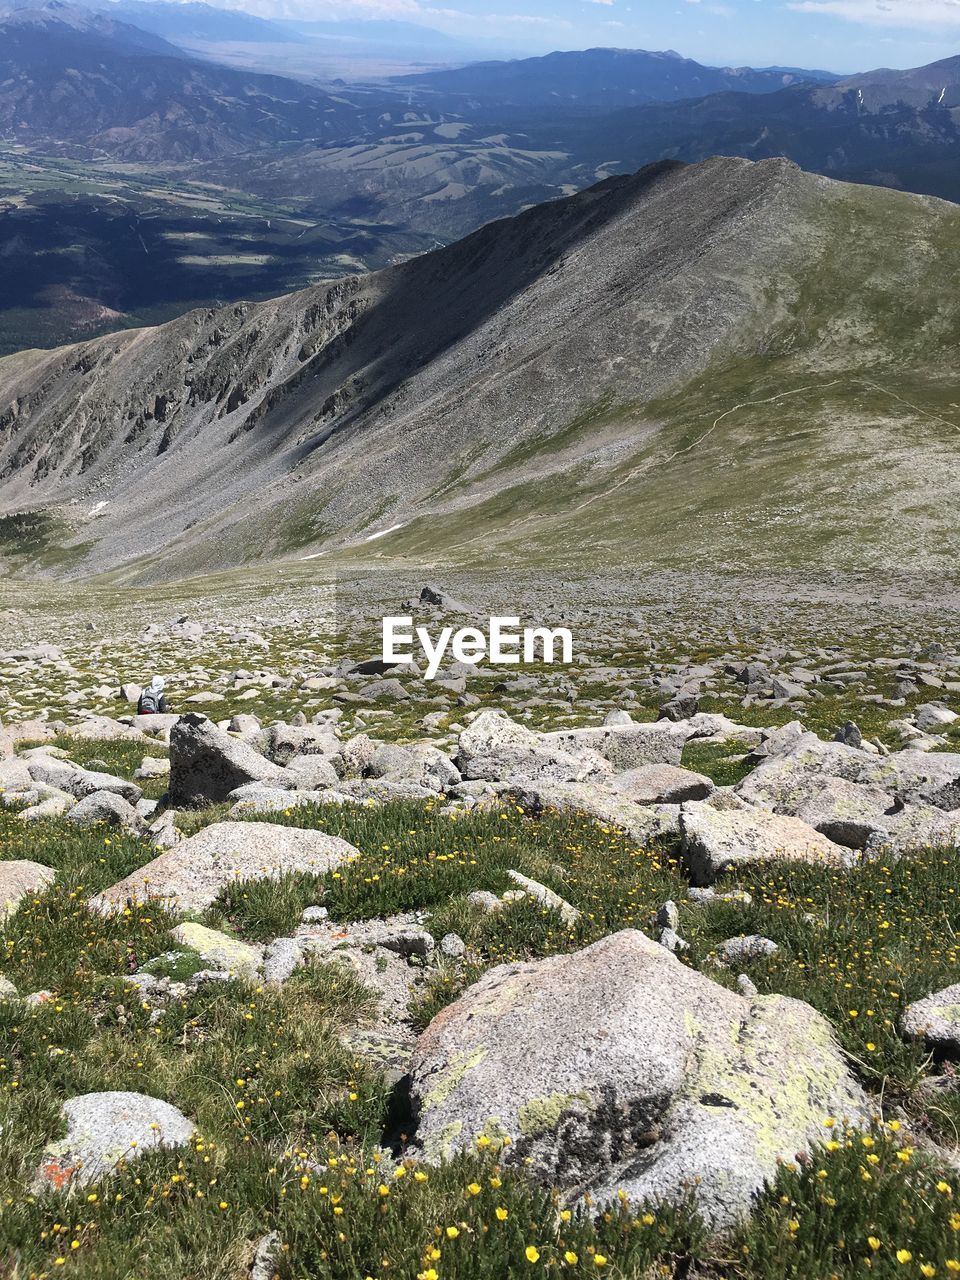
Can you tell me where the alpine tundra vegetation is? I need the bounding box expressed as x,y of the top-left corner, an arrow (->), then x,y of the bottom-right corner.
0,570 -> 959,1277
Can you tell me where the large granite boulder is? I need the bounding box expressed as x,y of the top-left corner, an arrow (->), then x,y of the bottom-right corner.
738,736 -> 960,813
680,795 -> 853,885
540,723 -> 685,771
168,714 -> 291,807
90,821 -> 357,914
25,755 -> 141,804
456,711 -> 608,784
504,780 -> 669,844
610,764 -> 714,805
409,931 -> 869,1226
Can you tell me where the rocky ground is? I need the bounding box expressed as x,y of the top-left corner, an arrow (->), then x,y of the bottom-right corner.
3,568 -> 960,1278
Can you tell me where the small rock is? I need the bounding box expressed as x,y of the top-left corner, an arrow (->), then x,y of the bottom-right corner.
65,791 -> 143,831
603,709 -> 634,726
466,890 -> 501,913
0,860 -> 55,919
901,983 -> 960,1053
505,870 -> 579,926
915,703 -> 958,732
34,1092 -> 195,1190
134,756 -> 170,779
716,935 -> 779,966
251,1231 -> 281,1280
834,721 -> 863,749
656,900 -> 679,931
262,937 -> 306,985
658,691 -> 699,722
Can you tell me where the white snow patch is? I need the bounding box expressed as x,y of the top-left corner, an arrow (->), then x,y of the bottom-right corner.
365,523 -> 406,542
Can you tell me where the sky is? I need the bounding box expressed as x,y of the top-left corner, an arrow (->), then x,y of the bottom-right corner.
227,0 -> 957,71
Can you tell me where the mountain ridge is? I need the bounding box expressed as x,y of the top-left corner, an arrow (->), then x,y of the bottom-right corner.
393,46 -> 840,109
1,155 -> 958,582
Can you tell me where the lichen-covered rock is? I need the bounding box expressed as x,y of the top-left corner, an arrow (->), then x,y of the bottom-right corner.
335,733 -> 377,778
793,777 -> 896,850
65,790 -> 143,831
0,860 -> 55,919
25,755 -> 142,804
134,757 -> 170,780
610,764 -> 714,805
34,1092 -> 195,1190
255,723 -> 340,767
284,754 -> 341,790
368,743 -> 460,791
409,930 -> 870,1226
456,711 -> 607,783
715,935 -> 779,966
504,780 -> 665,844
541,723 -> 685,771
901,984 -> 960,1053
170,923 -> 263,979
863,806 -> 960,860
168,713 -> 291,807
680,796 -> 852,885
0,757 -> 33,793
90,821 -> 357,914
226,785 -> 337,818
738,737 -> 960,812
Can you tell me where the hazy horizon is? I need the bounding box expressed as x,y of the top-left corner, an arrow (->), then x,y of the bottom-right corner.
192,0 -> 958,73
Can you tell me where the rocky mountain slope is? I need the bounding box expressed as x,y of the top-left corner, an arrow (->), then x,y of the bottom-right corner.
88,0 -> 300,46
0,155 -> 958,581
578,55 -> 960,203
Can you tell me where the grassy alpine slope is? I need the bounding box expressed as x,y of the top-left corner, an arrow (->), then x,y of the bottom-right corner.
371,180 -> 960,573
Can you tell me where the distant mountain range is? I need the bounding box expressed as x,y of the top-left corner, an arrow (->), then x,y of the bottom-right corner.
90,0 -> 299,44
1,157 -> 958,582
0,2 -> 384,160
566,56 -> 960,205
394,46 -> 839,110
0,0 -> 182,54
2,2 -> 960,361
